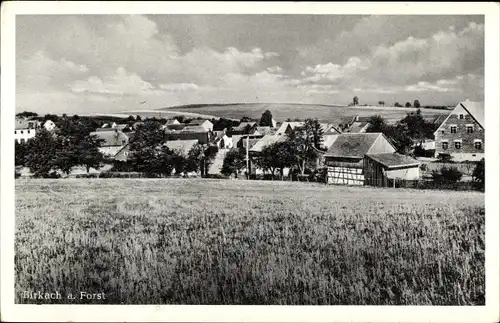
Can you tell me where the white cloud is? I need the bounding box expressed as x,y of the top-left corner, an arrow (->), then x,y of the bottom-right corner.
71,67 -> 161,96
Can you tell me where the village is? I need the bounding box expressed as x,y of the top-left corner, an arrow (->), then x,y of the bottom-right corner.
14,100 -> 485,190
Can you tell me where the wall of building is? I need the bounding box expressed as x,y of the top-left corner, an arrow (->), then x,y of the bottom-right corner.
385,166 -> 420,180
14,129 -> 36,143
367,135 -> 396,155
434,105 -> 484,161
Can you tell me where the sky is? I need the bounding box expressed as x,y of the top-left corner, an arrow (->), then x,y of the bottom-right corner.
16,15 -> 485,115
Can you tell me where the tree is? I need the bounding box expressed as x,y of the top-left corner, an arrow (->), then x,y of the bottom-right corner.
221,147 -> 246,178
15,141 -> 28,167
185,143 -> 206,175
394,102 -> 402,107
16,111 -> 38,118
136,115 -> 142,121
366,115 -> 388,133
77,135 -> 105,173
378,100 -> 385,106
259,110 -> 274,127
128,120 -> 165,174
127,115 -> 136,122
240,116 -> 252,123
24,129 -> 60,177
286,126 -> 319,175
303,118 -> 324,149
353,96 -> 359,106
256,141 -> 294,178
414,99 -> 421,108
405,102 -> 412,108
472,158 -> 485,189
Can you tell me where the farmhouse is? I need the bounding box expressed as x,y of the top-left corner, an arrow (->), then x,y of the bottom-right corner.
15,118 -> 39,144
211,130 -> 233,149
187,119 -> 213,132
433,100 -> 484,162
322,133 -> 420,186
165,126 -> 210,144
89,129 -> 129,157
275,122 -> 341,136
230,122 -> 258,135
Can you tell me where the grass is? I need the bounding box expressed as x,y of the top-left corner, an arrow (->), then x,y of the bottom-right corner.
15,179 -> 484,305
159,103 -> 447,123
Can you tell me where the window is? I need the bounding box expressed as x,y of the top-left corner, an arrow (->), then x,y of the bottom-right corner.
450,126 -> 457,134
459,114 -> 464,120
466,126 -> 474,133
27,130 -> 30,134
14,130 -> 17,134
20,130 -> 24,134
441,130 -> 445,134
454,141 -> 462,149
474,141 -> 482,150
442,142 -> 448,150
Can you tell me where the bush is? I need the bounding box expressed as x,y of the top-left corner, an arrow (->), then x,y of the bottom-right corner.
472,158 -> 485,191
433,166 -> 463,184
437,153 -> 453,163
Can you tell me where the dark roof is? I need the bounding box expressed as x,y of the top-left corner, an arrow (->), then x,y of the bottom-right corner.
249,135 -> 286,152
346,122 -> 369,133
165,139 -> 198,155
366,153 -> 420,168
15,118 -> 38,130
324,133 -> 382,158
90,130 -> 129,147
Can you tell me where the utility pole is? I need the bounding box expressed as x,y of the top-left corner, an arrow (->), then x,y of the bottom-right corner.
246,134 -> 250,180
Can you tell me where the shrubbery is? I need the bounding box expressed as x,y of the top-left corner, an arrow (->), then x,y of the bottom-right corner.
432,166 -> 463,184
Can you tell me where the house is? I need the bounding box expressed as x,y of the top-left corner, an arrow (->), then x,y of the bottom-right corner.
275,121 -> 341,136
96,124 -> 133,132
247,135 -> 289,176
114,139 -> 199,163
230,122 -> 258,135
89,129 -> 129,157
212,130 -> 233,149
164,123 -> 186,131
345,121 -> 369,133
14,118 -> 38,144
254,126 -> 274,136
187,119 -> 213,132
364,153 -> 421,187
43,120 -> 56,131
274,122 -> 304,136
322,133 -> 397,185
433,101 -> 484,162
165,126 -> 210,144
166,119 -> 180,125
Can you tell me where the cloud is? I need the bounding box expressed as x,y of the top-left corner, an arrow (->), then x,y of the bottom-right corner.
71,67 -> 161,96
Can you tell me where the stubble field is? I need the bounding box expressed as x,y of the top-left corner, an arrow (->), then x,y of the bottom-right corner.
15,179 -> 484,305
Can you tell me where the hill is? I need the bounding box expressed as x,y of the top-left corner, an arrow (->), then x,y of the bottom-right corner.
158,103 -> 449,123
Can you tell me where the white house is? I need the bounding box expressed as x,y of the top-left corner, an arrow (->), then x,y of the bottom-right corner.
15,118 -> 38,144
43,120 -> 56,131
187,119 -> 214,132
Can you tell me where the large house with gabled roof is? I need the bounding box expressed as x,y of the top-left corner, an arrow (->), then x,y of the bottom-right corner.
433,101 -> 484,162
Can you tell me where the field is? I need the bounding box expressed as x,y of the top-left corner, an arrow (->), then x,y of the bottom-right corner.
15,179 -> 484,305
156,103 -> 449,123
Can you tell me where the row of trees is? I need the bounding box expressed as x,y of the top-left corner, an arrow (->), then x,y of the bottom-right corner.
15,119 -> 105,177
221,118 -> 325,178
366,109 -> 437,154
126,121 -> 218,177
350,97 -> 422,108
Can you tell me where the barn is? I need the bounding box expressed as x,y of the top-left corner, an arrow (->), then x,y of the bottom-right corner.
323,133 -> 397,185
363,153 -> 421,187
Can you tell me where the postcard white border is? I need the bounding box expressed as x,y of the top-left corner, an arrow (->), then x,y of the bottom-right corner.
1,2 -> 499,322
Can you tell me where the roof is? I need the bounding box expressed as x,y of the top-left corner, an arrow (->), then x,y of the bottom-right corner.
275,122 -> 304,135
347,122 -> 369,133
324,133 -> 382,158
322,134 -> 339,149
233,121 -> 257,131
181,125 -> 208,133
188,119 -> 212,126
166,119 -> 180,125
249,135 -> 286,153
165,139 -> 198,156
15,118 -> 37,130
165,124 -> 186,131
366,153 -> 420,168
89,130 -> 129,147
255,126 -> 273,135
460,101 -> 484,128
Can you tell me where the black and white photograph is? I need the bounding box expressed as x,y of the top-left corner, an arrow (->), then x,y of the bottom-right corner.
1,2 -> 499,323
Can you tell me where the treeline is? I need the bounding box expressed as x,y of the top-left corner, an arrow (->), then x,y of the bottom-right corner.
365,109 -> 438,154
122,120 -> 219,177
15,118 -> 105,177
221,118 -> 326,179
